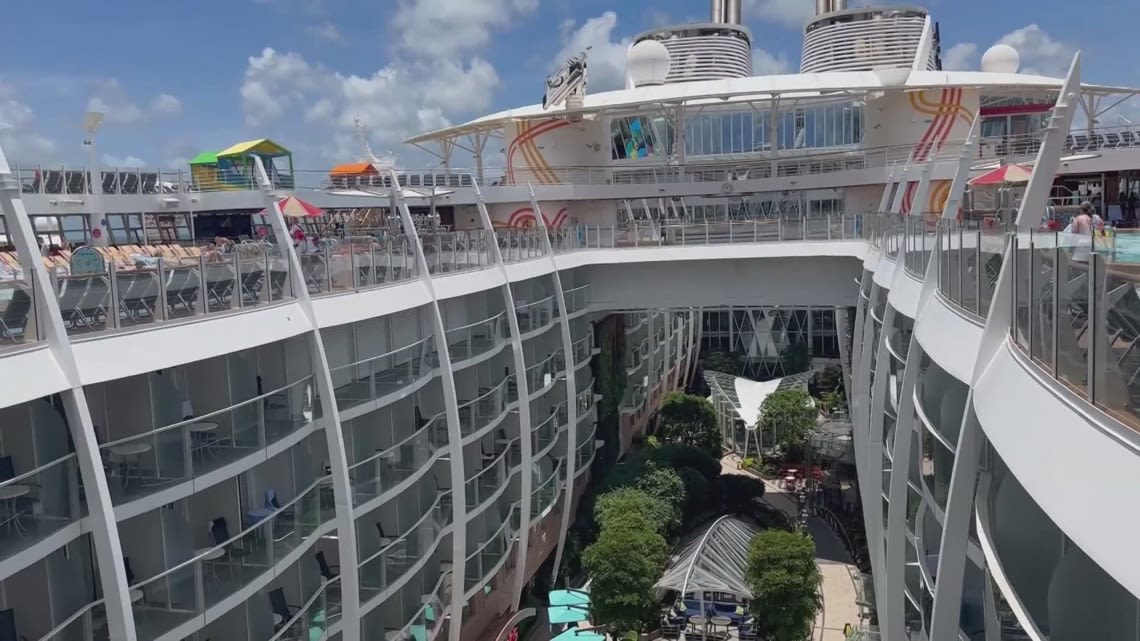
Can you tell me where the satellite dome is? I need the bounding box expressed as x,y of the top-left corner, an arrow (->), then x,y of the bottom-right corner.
627,40 -> 671,87
980,44 -> 1020,74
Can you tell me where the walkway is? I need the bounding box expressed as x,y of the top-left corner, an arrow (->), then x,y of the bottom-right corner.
720,455 -> 863,641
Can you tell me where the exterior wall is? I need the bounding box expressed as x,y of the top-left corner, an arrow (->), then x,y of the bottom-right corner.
501,119 -> 610,187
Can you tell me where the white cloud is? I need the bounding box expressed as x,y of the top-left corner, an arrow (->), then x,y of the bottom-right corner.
742,0 -> 814,28
752,48 -> 790,75
997,25 -> 1074,77
308,22 -> 342,42
392,0 -> 539,60
240,47 -> 500,161
0,84 -> 56,163
554,12 -> 631,93
941,24 -> 1074,76
150,93 -> 182,115
102,154 -> 147,168
941,43 -> 978,71
87,80 -> 183,124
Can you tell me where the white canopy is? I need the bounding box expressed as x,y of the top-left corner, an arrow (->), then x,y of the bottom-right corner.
704,369 -> 813,429
655,515 -> 760,599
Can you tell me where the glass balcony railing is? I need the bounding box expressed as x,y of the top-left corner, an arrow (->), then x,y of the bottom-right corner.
563,284 -> 590,315
464,503 -> 517,592
514,295 -> 556,334
419,229 -> 495,276
101,376 -> 316,505
1010,230 -> 1140,428
445,312 -> 505,362
378,569 -> 451,641
935,218 -> 1011,320
903,215 -> 936,278
0,452 -> 83,562
530,459 -> 562,523
525,350 -> 564,393
497,229 -> 549,264
531,404 -> 566,456
576,425 -> 598,470
303,235 -> 419,295
34,600 -> 108,641
358,490 -> 451,600
571,333 -> 593,365
0,275 -> 42,349
576,381 -> 596,417
269,577 -> 341,641
54,244 -> 295,337
465,437 -> 520,510
622,384 -> 646,411
329,336 -> 435,411
127,478 -> 332,641
349,416 -> 444,507
458,378 -> 511,437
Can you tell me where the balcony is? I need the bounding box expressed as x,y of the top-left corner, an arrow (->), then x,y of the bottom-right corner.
531,404 -> 567,457
524,349 -> 564,397
363,569 -> 450,641
465,437 -> 520,511
329,337 -> 435,412
513,294 -> 557,335
358,490 -> 451,603
445,312 -> 506,364
125,477 -> 333,641
562,284 -> 591,316
463,502 -> 517,595
0,276 -> 42,351
0,396 -> 83,565
530,459 -> 562,524
96,375 -> 316,506
457,378 -> 512,439
498,229 -> 550,264
349,411 -> 446,508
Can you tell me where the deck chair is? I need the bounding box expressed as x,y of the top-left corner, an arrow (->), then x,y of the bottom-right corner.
268,587 -> 298,630
0,288 -> 31,341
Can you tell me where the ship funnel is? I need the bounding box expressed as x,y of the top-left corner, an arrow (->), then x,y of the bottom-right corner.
710,0 -> 742,24
815,0 -> 846,14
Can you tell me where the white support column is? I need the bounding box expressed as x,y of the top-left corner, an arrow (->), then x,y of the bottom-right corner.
386,171 -> 469,641
890,164 -> 913,214
852,283 -> 886,621
687,307 -> 704,390
864,304 -> 895,609
878,163 -> 902,213
883,335 -> 926,641
927,406 -> 984,641
1016,53 -> 1082,232
647,311 -> 657,394
471,183 -> 534,610
250,157 -> 361,641
909,160 -> 936,218
939,117 -> 981,221
0,149 -> 137,640
525,186 -> 580,588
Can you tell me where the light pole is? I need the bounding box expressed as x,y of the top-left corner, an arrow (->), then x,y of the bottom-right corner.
83,111 -> 108,246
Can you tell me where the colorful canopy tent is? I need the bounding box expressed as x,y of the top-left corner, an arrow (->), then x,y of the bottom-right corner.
969,163 -> 1033,186
189,139 -> 294,191
330,161 -> 382,188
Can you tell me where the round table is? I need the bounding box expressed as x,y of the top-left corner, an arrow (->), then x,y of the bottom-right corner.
110,442 -> 152,490
129,589 -> 144,603
189,421 -> 219,461
195,547 -> 226,584
710,615 -> 732,629
688,615 -> 707,628
0,484 -> 30,535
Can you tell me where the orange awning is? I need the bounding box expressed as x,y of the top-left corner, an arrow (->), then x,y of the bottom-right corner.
330,162 -> 378,177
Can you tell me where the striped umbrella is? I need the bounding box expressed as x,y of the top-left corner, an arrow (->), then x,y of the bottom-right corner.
273,196 -> 325,218
969,163 -> 1033,186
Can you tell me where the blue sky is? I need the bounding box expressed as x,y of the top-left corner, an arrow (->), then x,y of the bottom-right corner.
0,0 -> 1134,174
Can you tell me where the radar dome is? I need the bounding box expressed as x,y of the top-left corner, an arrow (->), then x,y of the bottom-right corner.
980,44 -> 1020,74
627,40 -> 671,87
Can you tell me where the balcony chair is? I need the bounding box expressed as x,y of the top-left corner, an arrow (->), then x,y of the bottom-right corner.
0,288 -> 31,342
0,608 -> 24,641
267,587 -> 298,630
210,517 -> 250,565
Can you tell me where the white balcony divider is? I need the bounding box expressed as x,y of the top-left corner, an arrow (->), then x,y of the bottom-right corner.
526,184 -> 580,588
251,155 -> 361,641
0,144 -> 139,640
471,182 -> 536,611
385,170 -> 468,641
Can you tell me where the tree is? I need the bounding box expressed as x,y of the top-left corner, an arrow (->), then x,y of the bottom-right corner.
758,388 -> 818,450
703,351 -> 740,375
745,530 -> 822,641
583,523 -> 669,635
676,466 -> 709,520
594,487 -> 672,536
648,444 -> 721,480
658,392 -> 721,456
778,341 -> 811,375
636,465 -> 685,534
715,473 -> 766,512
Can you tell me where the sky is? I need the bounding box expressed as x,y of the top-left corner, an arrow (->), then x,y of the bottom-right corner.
0,0 -> 1136,175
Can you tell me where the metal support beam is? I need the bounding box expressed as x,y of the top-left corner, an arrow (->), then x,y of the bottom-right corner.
1016,53 -> 1082,231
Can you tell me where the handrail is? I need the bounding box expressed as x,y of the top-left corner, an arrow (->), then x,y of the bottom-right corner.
267,575 -> 339,641
100,376 -> 313,450
34,599 -> 105,641
347,412 -> 444,473
129,474 -> 331,593
357,489 -> 452,569
468,436 -> 520,487
459,376 -> 510,411
388,568 -> 452,639
466,501 -> 517,564
445,310 -> 505,337
330,335 -> 432,373
0,451 -> 77,492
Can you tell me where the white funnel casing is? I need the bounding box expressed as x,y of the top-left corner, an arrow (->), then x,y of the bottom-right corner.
710,0 -> 742,24
815,0 -> 847,15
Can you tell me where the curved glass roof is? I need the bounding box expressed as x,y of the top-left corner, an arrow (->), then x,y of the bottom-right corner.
655,515 -> 761,598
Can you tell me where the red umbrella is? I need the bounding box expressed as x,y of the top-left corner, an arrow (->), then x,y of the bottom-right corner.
969,163 -> 1033,186
264,196 -> 324,218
